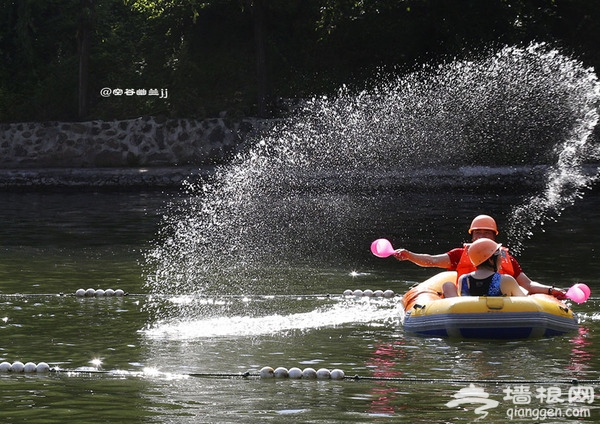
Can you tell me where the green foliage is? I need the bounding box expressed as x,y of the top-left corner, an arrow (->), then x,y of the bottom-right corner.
0,0 -> 599,122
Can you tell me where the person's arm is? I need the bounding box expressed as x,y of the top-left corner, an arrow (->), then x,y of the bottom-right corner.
510,255 -> 566,298
501,275 -> 527,296
393,249 -> 452,268
515,272 -> 566,298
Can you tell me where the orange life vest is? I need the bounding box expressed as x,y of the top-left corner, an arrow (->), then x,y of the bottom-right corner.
455,243 -> 515,282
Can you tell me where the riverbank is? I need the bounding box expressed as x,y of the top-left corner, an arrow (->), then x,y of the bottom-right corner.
2,116 -> 597,191
0,115 -> 253,190
0,116 -> 267,169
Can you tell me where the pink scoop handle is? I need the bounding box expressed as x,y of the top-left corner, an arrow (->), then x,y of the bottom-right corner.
371,238 -> 396,258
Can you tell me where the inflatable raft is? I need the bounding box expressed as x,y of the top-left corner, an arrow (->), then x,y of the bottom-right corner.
401,271 -> 579,339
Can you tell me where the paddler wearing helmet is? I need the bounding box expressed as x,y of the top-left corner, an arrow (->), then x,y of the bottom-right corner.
441,238 -> 526,297
393,214 -> 567,299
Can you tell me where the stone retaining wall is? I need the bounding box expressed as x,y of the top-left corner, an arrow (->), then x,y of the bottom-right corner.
0,116 -> 264,168
0,116 -> 595,190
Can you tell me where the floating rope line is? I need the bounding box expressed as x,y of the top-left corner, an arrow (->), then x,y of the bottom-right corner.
0,290 -> 400,300
0,290 -> 129,299
4,289 -> 597,301
190,372 -> 600,386
2,363 -> 598,387
2,289 -> 598,302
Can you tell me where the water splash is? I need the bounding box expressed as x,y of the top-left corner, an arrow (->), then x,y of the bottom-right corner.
144,43 -> 599,314
143,298 -> 400,340
506,60 -> 600,252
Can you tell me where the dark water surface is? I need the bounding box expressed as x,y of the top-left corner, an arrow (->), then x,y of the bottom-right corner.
0,187 -> 598,423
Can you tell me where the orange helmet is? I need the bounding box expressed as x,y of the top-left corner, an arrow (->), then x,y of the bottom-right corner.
467,238 -> 502,266
468,215 -> 498,235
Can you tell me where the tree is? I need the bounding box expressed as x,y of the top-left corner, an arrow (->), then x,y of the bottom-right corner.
248,0 -> 269,117
77,0 -> 95,119
1,0 -> 599,122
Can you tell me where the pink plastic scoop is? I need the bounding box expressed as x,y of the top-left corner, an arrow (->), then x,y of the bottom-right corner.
565,283 -> 591,304
370,238 -> 396,258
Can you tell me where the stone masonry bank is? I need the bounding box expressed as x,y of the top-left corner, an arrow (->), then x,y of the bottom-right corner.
0,115 -> 588,190
0,116 -> 266,188
0,116 -> 263,168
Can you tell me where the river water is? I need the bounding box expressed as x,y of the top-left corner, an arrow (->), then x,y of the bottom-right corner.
0,185 -> 598,423
2,43 -> 600,423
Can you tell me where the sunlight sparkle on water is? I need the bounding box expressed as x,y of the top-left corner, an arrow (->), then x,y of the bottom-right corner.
349,271 -> 371,277
143,367 -> 160,377
90,358 -> 103,368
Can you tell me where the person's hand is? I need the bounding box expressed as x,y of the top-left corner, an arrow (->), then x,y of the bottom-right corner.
549,287 -> 567,300
393,249 -> 408,261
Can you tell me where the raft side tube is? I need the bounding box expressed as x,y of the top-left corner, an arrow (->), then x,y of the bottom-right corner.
401,272 -> 579,339
401,271 -> 455,310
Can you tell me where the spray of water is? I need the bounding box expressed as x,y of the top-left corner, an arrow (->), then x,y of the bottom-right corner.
505,61 -> 600,252
144,297 -> 400,340
144,43 -> 599,320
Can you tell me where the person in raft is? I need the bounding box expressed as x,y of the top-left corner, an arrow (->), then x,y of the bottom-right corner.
393,214 -> 567,299
442,238 -> 526,297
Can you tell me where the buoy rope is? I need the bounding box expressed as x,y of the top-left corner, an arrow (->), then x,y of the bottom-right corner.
0,292 -> 399,299
0,292 -> 129,298
47,368 -> 600,385
192,373 -> 600,386
2,363 -> 597,386
2,293 -> 597,303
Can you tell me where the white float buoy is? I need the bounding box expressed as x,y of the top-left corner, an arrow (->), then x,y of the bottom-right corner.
273,367 -> 289,378
343,289 -> 352,296
288,367 -> 302,379
363,289 -> 374,297
36,362 -> 50,373
0,362 -> 11,372
11,361 -> 24,372
330,369 -> 345,380
75,289 -> 86,297
259,366 -> 274,378
105,289 -> 115,296
114,289 -> 125,296
316,368 -> 331,379
373,290 -> 384,297
352,289 -> 363,297
85,288 -> 96,297
23,362 -> 37,373
95,289 -> 105,297
383,289 -> 395,298
302,367 -> 317,379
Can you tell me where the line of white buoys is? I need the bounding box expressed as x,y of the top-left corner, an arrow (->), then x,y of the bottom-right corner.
259,366 -> 345,380
0,361 -> 50,373
343,289 -> 394,298
75,288 -> 125,297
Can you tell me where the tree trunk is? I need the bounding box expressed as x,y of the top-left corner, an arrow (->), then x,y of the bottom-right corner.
252,0 -> 269,118
77,0 -> 94,120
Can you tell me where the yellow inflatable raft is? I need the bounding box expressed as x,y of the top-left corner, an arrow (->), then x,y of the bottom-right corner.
401,271 -> 579,339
